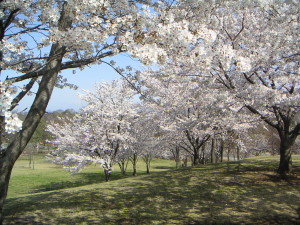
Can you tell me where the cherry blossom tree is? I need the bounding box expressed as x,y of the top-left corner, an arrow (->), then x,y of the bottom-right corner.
0,0 -> 151,222
47,80 -> 137,181
127,0 -> 300,175
134,64 -> 252,167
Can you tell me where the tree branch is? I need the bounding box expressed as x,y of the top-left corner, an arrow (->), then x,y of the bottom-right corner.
10,78 -> 37,111
245,104 -> 278,128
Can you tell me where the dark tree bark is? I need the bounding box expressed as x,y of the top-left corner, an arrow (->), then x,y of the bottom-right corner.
220,139 -> 224,162
211,138 -> 216,163
227,148 -> 230,162
277,127 -> 298,175
146,161 -> 150,174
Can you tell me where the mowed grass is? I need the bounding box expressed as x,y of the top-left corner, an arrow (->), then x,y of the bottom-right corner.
3,155 -> 300,225
7,154 -> 176,198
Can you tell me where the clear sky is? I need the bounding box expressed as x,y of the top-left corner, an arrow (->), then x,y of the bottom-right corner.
15,53 -> 141,112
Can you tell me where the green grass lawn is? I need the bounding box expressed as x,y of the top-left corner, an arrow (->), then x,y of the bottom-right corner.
7,154 -> 176,198
3,155 -> 300,225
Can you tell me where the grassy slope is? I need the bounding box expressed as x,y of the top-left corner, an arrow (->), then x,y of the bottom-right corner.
7,155 -> 175,198
3,156 -> 300,225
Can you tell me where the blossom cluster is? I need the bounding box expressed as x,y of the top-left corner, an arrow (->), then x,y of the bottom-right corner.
0,81 -> 22,134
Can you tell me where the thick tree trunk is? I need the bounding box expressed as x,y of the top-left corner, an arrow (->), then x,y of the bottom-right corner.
277,136 -> 293,175
276,120 -> 300,175
0,158 -> 13,225
0,6 -> 71,223
0,66 -> 60,224
192,149 -> 199,166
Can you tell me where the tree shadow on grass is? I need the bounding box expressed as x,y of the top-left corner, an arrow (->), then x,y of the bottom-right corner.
153,165 -> 175,170
28,173 -> 103,193
4,160 -> 300,225
28,170 -> 165,194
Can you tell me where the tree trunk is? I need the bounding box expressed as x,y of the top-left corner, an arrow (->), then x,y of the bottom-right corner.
200,143 -> 206,164
220,139 -> 224,162
146,161 -> 150,174
175,157 -> 180,169
104,168 -> 111,182
172,147 -> 180,169
0,66 -> 61,223
0,117 -> 4,158
227,148 -> 230,162
0,158 -> 13,225
0,6 -> 71,223
118,158 -> 129,175
211,138 -> 216,163
237,146 -> 240,161
118,161 -> 126,175
133,164 -> 137,176
276,119 -> 300,175
182,157 -> 187,167
131,153 -> 138,176
193,148 -> 199,166
277,136 -> 293,175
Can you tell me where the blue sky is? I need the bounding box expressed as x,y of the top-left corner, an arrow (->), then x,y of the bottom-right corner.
15,53 -> 141,112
